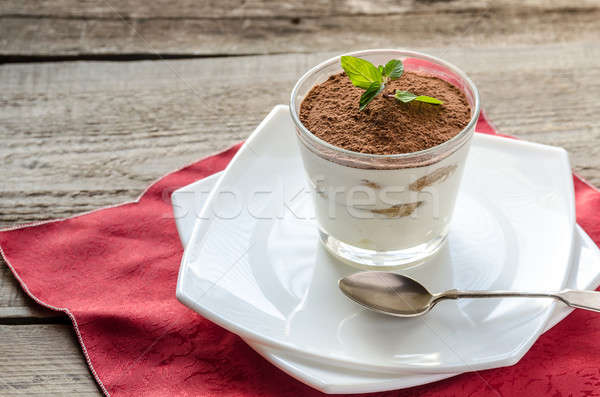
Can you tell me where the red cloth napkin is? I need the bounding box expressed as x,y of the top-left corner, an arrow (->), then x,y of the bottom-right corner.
1,114 -> 600,397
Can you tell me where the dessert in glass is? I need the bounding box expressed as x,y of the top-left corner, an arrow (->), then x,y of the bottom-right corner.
290,49 -> 480,269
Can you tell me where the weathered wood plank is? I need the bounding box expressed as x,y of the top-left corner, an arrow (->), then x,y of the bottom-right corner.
1,6 -> 600,57
0,265 -> 62,320
1,45 -> 598,220
2,0 -> 598,19
0,324 -> 102,395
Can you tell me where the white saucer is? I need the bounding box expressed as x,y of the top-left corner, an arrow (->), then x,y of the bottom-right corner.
173,172 -> 600,393
248,229 -> 600,393
175,106 -> 575,377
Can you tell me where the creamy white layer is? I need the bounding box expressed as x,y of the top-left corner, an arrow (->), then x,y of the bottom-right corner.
298,142 -> 471,252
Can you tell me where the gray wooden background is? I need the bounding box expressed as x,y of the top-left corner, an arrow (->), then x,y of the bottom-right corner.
1,0 -> 599,394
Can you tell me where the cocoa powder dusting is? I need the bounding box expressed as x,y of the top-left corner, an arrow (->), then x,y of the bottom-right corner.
299,71 -> 471,155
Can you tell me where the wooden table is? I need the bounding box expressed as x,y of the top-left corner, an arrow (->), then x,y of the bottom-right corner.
1,1 -> 599,394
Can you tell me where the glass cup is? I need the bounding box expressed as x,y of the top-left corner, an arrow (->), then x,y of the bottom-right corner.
290,49 -> 481,269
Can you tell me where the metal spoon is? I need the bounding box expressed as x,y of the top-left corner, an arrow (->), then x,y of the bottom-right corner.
339,271 -> 600,317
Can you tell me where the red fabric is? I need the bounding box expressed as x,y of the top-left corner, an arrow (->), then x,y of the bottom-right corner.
1,115 -> 600,397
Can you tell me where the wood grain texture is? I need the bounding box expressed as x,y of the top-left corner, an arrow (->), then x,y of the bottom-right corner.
0,266 -> 62,321
1,1 -> 600,57
1,44 -> 599,223
3,0 -> 598,19
0,324 -> 102,395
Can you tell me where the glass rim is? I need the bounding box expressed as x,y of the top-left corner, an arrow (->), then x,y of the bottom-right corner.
289,48 -> 481,160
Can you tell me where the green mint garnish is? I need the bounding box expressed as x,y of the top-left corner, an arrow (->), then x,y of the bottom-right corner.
382,59 -> 404,81
340,56 -> 381,90
394,90 -> 443,105
340,56 -> 443,110
341,55 -> 403,110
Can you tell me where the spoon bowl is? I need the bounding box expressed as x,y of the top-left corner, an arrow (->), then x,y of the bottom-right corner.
339,272 -> 436,317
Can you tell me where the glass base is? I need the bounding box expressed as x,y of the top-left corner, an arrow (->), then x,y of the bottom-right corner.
319,229 -> 447,270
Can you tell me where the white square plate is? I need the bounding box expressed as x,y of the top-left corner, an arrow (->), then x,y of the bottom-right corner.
174,172 -> 600,393
176,105 -> 575,375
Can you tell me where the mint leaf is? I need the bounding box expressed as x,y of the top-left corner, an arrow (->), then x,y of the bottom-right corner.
413,95 -> 443,105
383,59 -> 404,80
359,82 -> 384,111
394,90 -> 443,105
378,65 -> 384,75
394,90 -> 418,103
341,56 -> 382,89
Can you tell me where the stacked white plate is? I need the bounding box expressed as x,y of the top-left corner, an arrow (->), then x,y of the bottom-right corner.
174,105 -> 600,393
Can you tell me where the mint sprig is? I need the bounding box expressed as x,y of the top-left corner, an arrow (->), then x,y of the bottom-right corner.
341,56 -> 403,110
340,56 -> 443,110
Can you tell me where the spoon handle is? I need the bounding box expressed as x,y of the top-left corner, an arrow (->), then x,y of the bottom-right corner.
438,289 -> 600,312
554,290 -> 600,312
